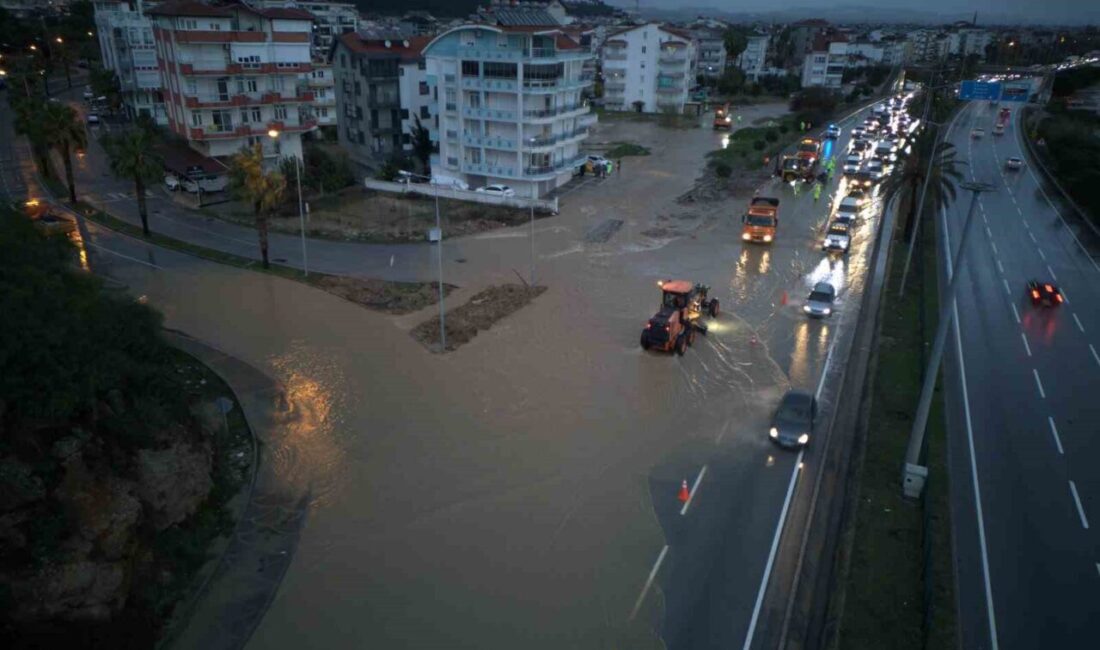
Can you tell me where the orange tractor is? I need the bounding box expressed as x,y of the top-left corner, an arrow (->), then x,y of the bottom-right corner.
640,280 -> 720,355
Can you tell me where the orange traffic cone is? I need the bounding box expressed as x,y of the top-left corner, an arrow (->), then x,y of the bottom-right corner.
678,480 -> 690,503
781,290 -> 788,305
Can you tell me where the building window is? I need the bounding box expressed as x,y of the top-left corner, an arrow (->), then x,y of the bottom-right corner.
212,110 -> 233,132
461,60 -> 479,77
354,81 -> 361,96
400,108 -> 409,119
318,107 -> 329,117
420,106 -> 430,119
483,61 -> 517,79
417,60 -> 426,70
237,55 -> 261,69
180,19 -> 198,30
239,77 -> 258,94
642,46 -> 646,53
274,105 -> 288,120
190,111 -> 203,127
209,22 -> 221,31
419,81 -> 429,95
340,54 -> 347,68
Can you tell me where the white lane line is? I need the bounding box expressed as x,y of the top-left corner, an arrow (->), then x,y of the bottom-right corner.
942,202 -> 1000,650
1047,264 -> 1058,281
629,545 -> 669,621
815,335 -> 839,401
1010,303 -> 1021,324
1002,278 -> 1012,295
982,212 -> 989,225
1048,417 -> 1064,455
1073,313 -> 1085,333
1021,332 -> 1032,357
1091,344 -> 1100,368
996,259 -> 1005,274
716,419 -> 732,444
1096,563 -> 1100,579
985,225 -> 993,238
742,449 -> 803,650
1070,481 -> 1090,530
1037,248 -> 1046,261
991,241 -> 999,255
680,465 -> 708,516
1022,219 -> 1031,231
1033,369 -> 1046,399
1061,287 -> 1070,304
1028,231 -> 1037,243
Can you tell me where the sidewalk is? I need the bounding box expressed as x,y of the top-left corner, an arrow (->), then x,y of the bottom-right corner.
159,332 -> 311,650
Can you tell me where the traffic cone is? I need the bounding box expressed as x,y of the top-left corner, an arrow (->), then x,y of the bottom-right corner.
678,480 -> 690,503
781,290 -> 788,305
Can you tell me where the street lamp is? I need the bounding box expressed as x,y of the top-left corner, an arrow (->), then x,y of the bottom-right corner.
902,178 -> 994,499
398,169 -> 446,352
267,129 -> 308,277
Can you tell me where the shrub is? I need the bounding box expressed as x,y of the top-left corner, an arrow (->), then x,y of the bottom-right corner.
753,140 -> 766,151
714,161 -> 733,178
765,130 -> 779,143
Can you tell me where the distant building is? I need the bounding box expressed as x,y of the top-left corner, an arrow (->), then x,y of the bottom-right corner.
948,28 -> 992,59
691,28 -> 726,80
424,21 -> 595,197
93,0 -> 166,124
148,0 -> 315,164
907,29 -> 950,63
601,23 -> 694,114
789,19 -> 830,66
801,36 -> 848,89
736,34 -> 770,81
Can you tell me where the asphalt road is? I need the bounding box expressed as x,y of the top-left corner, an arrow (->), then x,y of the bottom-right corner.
942,98 -> 1100,650
2,85 -> 898,649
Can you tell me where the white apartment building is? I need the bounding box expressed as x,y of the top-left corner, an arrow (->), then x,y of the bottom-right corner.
424,23 -> 596,197
396,36 -> 433,151
691,28 -> 726,80
736,34 -> 770,81
149,0 -> 314,164
93,0 -> 167,124
948,28 -> 992,59
801,38 -> 848,89
601,23 -> 694,114
907,29 -> 950,63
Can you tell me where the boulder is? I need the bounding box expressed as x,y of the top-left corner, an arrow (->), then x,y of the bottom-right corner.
135,439 -> 213,530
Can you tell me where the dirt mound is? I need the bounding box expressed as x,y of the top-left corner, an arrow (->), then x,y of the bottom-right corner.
411,284 -> 547,352
314,275 -> 456,314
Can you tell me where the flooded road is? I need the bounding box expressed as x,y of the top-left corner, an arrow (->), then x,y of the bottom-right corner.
9,95 -> 891,648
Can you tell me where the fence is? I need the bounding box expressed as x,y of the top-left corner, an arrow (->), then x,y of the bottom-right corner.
363,179 -> 559,213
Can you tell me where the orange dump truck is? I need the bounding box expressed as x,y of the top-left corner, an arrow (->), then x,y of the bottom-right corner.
741,196 -> 780,243
713,103 -> 733,130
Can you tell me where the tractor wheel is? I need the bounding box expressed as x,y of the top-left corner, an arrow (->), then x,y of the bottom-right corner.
709,300 -> 720,318
640,333 -> 650,350
675,335 -> 687,356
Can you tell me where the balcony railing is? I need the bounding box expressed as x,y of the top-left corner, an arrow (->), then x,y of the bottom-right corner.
523,127 -> 589,148
658,54 -> 688,65
523,103 -> 588,119
461,161 -> 517,177
462,77 -> 518,91
523,155 -> 586,177
462,106 -> 517,120
603,50 -> 628,60
456,45 -> 591,62
463,134 -> 516,149
656,85 -> 683,94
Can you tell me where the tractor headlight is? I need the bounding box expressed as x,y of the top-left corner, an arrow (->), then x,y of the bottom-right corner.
769,427 -> 779,439
742,232 -> 751,241
763,235 -> 772,242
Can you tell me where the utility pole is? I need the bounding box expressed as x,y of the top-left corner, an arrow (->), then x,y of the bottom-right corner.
902,180 -> 994,499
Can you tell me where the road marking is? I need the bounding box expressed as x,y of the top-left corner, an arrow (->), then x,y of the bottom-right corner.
680,465 -> 708,516
996,259 -> 1004,274
1096,563 -> 1100,579
1010,303 -> 1021,324
1047,264 -> 1058,281
1022,219 -> 1031,231
1028,231 -> 1037,243
716,419 -> 732,444
1033,369 -> 1046,399
1070,481 -> 1090,530
1003,278 -> 1012,295
1037,248 -> 1046,260
1021,332 -> 1032,357
1048,417 -> 1064,455
629,544 -> 668,621
1060,287 -> 1070,303
743,449 -> 803,650
815,335 -> 839,401
1073,313 -> 1085,333
985,225 -> 992,238
991,241 -> 999,255
982,212 -> 988,225
1091,344 -> 1100,368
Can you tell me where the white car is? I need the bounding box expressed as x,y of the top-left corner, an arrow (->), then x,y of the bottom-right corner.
86,113 -> 100,125
1005,157 -> 1024,171
971,127 -> 985,138
803,282 -> 836,318
866,160 -> 885,182
822,220 -> 851,253
164,173 -> 181,191
851,126 -> 866,139
993,123 -> 1005,136
476,184 -> 516,197
836,197 -> 861,223
586,154 -> 611,168
825,124 -> 842,139
843,154 -> 863,175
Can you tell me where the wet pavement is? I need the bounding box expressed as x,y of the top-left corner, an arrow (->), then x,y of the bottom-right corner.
2,88 -> 892,649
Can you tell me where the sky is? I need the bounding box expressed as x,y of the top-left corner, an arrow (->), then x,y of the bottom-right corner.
614,0 -> 1100,25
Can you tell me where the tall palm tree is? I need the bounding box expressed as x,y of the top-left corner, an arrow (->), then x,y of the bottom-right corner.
103,128 -> 163,236
886,132 -> 964,240
42,102 -> 87,203
228,143 -> 286,269
11,98 -> 53,178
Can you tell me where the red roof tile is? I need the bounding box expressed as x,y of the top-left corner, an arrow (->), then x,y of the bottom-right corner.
148,0 -> 312,21
337,33 -> 431,61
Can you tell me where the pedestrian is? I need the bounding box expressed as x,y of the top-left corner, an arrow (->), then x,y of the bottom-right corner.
793,180 -> 801,196
584,160 -> 593,176
617,159 -> 622,175
800,121 -> 805,131
813,182 -> 823,202
827,165 -> 835,180
606,161 -> 613,177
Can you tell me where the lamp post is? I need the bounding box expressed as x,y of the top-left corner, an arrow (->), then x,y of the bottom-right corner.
398,169 -> 446,351
902,179 -> 994,499
267,129 -> 308,276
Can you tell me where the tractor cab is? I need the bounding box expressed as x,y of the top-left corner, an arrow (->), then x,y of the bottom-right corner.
642,280 -> 720,355
659,280 -> 694,310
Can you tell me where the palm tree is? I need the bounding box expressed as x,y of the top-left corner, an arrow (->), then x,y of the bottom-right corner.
42,102 -> 87,203
103,128 -> 163,236
11,98 -> 53,178
409,115 -> 434,173
228,143 -> 286,269
885,132 -> 963,240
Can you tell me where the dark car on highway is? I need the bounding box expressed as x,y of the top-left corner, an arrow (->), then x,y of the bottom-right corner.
769,390 -> 817,448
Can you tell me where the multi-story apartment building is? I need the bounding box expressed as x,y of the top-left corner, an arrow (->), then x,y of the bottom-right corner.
737,34 -> 770,81
148,0 -> 314,163
948,28 -> 992,59
331,34 -> 432,171
907,29 -> 950,63
691,28 -> 726,80
424,23 -> 595,197
93,0 -> 167,124
801,36 -> 848,89
601,23 -> 693,114
789,19 -> 830,66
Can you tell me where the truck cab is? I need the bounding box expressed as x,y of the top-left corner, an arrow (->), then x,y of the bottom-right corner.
741,196 -> 780,243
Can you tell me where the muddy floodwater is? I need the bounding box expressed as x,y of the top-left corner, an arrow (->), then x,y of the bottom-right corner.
93,102 -> 888,649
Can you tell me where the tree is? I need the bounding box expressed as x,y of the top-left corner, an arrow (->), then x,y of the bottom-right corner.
717,68 -> 746,96
42,102 -> 87,203
723,28 -> 749,63
103,128 -> 164,236
11,98 -> 53,178
885,134 -> 963,240
228,144 -> 286,269
409,115 -> 434,174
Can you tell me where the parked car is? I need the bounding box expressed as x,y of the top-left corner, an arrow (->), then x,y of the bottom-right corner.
476,184 -> 516,197
164,173 -> 181,191
586,154 -> 611,168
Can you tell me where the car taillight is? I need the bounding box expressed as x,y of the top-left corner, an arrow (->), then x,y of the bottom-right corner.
1056,294 -> 1064,303
1031,289 -> 1040,299
645,323 -> 651,329
1045,284 -> 1053,292
664,325 -> 670,331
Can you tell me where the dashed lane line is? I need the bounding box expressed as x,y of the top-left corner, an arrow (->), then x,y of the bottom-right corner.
991,241 -> 999,256
1011,303 -> 1021,324
1003,278 -> 1012,295
629,545 -> 668,621
1070,481 -> 1090,530
996,259 -> 1005,274
1033,369 -> 1046,399
1048,417 -> 1064,455
1047,264 -> 1058,281
1091,344 -> 1100,369
1021,333 -> 1032,357
1073,313 -> 1085,333
680,465 -> 708,516
1028,231 -> 1038,243
1037,248 -> 1046,261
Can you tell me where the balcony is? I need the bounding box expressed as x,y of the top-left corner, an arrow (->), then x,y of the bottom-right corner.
658,53 -> 688,66
456,45 -> 591,63
178,62 -> 311,76
522,127 -> 589,149
604,79 -> 626,91
187,119 -> 317,141
523,155 -> 586,178
461,161 -> 518,178
462,76 -> 518,92
174,30 -> 266,44
524,103 -> 589,120
656,85 -> 683,94
462,106 -> 517,121
462,134 -> 516,150
603,50 -> 628,61
272,32 -> 309,43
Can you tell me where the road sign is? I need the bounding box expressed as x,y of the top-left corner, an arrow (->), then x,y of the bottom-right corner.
1000,81 -> 1031,102
959,80 -> 1002,101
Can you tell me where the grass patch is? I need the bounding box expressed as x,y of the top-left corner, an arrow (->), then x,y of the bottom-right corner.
76,202 -> 454,313
605,141 -> 651,158
707,114 -> 802,172
835,201 -> 957,649
411,283 -> 547,352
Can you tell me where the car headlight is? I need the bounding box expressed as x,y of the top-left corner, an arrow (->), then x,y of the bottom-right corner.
742,232 -> 751,241
770,427 -> 779,439
803,305 -> 812,313
822,307 -> 832,315
798,433 -> 810,445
